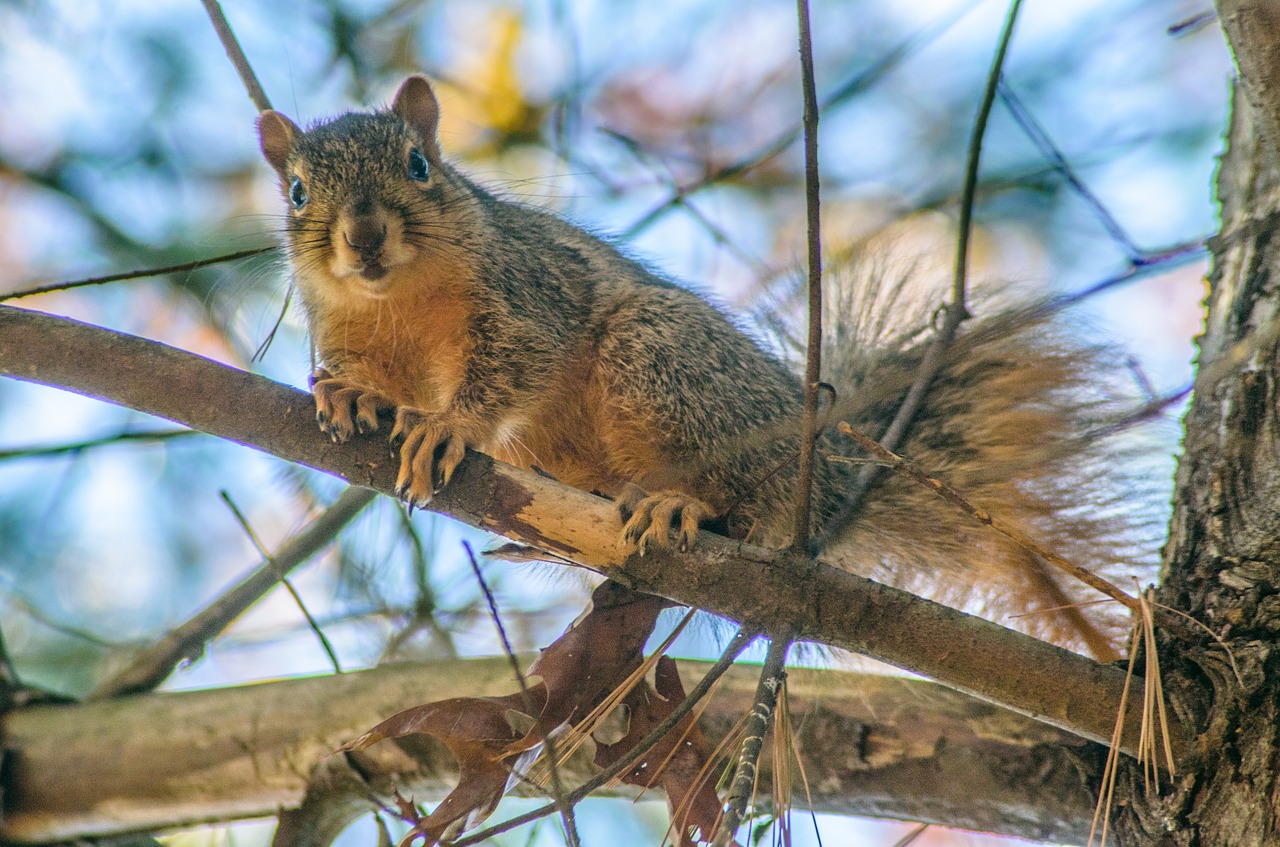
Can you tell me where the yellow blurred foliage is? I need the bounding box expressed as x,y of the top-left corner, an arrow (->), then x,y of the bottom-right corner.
435,9 -> 545,156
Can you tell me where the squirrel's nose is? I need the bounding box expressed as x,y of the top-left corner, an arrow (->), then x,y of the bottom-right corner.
344,217 -> 386,255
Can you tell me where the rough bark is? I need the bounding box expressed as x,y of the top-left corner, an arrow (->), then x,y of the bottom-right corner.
0,658 -> 1097,845
1114,13 -> 1280,842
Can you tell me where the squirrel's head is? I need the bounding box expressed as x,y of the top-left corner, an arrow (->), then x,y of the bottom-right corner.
257,76 -> 465,300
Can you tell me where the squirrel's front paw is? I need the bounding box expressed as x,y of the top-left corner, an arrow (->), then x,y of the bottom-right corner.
311,368 -> 396,443
391,408 -> 468,506
617,484 -> 716,554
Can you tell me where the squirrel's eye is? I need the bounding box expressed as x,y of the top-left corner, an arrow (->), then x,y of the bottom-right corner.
407,148 -> 430,182
289,176 -> 308,209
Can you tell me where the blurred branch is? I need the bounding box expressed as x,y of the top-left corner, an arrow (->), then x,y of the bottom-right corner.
622,2 -> 977,239
199,0 -> 273,113
0,247 -> 276,302
0,428 -> 197,461
2,658 -> 1097,845
89,486 -> 375,699
0,305 -> 1177,759
220,490 -> 345,675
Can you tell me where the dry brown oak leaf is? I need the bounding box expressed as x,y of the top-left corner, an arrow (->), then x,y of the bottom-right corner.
342,581 -> 677,845
595,655 -> 733,847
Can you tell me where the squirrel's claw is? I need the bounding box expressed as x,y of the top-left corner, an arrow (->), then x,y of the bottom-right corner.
617,487 -> 715,553
393,408 -> 467,505
311,370 -> 395,443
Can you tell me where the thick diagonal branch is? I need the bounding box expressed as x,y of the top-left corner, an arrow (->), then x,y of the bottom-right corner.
0,304 -> 1177,757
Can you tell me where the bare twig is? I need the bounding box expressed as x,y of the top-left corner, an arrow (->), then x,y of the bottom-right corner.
279,578 -> 343,674
447,627 -> 760,847
199,0 -> 272,113
621,3 -> 976,240
461,541 -> 580,847
220,491 -> 343,673
1048,240 -> 1206,313
813,0 -> 1026,554
712,630 -> 793,847
892,823 -> 931,846
792,0 -> 823,552
0,247 -> 275,302
998,81 -> 1140,260
953,0 -> 1026,310
89,487 -> 374,699
0,428 -> 196,461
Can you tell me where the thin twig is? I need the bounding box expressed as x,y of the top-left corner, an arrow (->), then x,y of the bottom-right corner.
621,3 -> 976,240
782,679 -> 825,847
199,0 -> 273,112
252,283 -> 294,363
0,247 -> 275,302
0,428 -> 197,461
461,542 -> 580,847
446,627 -> 760,847
280,578 -> 343,673
1084,384 -> 1193,440
1048,239 -> 1206,313
953,0 -> 1026,311
813,0 -> 1026,554
997,81 -> 1141,260
836,422 -> 1140,613
892,823 -> 931,847
220,491 -> 343,673
792,0 -> 824,553
90,486 -> 375,698
712,630 -> 793,847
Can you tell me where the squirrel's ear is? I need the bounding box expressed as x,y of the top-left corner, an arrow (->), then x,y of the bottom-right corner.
392,75 -> 441,148
257,111 -> 301,174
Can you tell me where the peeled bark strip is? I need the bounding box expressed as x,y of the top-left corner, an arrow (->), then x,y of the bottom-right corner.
0,659 -> 1096,845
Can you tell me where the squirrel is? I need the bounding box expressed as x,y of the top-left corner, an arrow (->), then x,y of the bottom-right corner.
257,75 -> 1148,657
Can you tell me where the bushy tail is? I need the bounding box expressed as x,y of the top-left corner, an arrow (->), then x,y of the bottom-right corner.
782,258 -> 1164,658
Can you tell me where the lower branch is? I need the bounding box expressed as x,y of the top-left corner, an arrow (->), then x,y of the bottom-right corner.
0,658 -> 1098,845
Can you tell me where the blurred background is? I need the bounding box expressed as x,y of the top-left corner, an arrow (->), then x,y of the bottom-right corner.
0,0 -> 1229,844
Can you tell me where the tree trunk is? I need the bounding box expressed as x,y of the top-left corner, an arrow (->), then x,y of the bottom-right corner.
1117,10 -> 1280,839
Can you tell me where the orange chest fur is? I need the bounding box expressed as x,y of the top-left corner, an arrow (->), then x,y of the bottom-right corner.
310,284 -> 473,413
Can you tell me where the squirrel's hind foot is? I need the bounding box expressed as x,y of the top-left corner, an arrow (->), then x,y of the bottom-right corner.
617,484 -> 716,554
310,368 -> 396,442
391,408 -> 467,506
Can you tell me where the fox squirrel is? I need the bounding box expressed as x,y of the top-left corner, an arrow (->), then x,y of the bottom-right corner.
257,75 -> 1146,656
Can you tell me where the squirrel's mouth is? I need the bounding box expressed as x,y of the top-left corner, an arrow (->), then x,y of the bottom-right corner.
358,261 -> 388,281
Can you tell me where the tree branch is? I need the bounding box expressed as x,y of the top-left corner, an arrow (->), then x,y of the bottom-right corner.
0,304 -> 1180,758
0,658 -> 1098,845
88,486 -> 375,699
